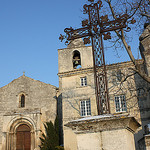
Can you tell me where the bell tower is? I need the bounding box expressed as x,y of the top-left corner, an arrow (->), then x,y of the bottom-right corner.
58,38 -> 98,149
58,38 -> 93,73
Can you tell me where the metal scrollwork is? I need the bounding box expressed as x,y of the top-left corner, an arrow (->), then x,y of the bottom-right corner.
83,37 -> 91,44
82,19 -> 89,27
59,0 -> 129,115
103,32 -> 111,40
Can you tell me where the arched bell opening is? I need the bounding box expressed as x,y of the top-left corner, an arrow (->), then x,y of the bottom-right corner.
73,50 -> 81,69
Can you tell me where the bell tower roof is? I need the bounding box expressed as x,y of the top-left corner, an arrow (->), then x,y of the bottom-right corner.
67,38 -> 85,48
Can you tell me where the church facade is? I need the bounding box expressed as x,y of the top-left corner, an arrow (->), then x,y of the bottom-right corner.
0,75 -> 58,150
0,25 -> 149,150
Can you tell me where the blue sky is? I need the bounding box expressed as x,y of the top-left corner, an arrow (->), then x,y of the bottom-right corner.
0,0 -> 140,88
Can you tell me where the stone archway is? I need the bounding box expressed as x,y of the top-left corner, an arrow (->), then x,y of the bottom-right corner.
16,124 -> 31,150
7,117 -> 36,150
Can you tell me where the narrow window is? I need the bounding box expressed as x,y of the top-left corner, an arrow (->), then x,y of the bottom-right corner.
80,100 -> 91,116
81,77 -> 87,86
73,50 -> 81,69
20,94 -> 25,108
115,95 -> 127,112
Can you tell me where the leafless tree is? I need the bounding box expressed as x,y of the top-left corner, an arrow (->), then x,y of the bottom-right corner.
98,0 -> 150,82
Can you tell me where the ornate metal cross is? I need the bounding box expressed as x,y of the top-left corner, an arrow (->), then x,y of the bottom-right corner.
59,0 -> 128,115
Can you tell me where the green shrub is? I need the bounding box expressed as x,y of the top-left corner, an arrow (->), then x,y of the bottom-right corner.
40,116 -> 60,150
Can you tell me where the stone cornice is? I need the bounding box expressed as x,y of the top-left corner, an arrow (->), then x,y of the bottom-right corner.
58,67 -> 94,77
58,60 -> 143,78
65,114 -> 141,134
4,108 -> 41,116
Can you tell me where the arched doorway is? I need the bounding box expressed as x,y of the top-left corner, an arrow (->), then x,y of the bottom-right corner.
16,124 -> 31,150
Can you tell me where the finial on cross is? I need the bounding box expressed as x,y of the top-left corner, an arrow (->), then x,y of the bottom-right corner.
23,71 -> 25,76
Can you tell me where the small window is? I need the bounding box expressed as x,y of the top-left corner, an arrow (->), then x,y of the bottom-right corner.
80,100 -> 91,116
81,77 -> 87,86
115,95 -> 127,112
20,94 -> 25,108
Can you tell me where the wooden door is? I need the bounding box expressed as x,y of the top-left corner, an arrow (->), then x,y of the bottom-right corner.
16,124 -> 31,150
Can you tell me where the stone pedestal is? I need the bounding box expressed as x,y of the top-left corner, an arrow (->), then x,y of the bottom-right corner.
65,114 -> 140,150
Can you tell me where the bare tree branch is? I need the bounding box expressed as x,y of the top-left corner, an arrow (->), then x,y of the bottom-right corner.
105,0 -> 150,83
141,12 -> 150,18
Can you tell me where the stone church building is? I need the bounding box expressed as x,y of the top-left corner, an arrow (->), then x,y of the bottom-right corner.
0,25 -> 150,150
0,75 -> 57,150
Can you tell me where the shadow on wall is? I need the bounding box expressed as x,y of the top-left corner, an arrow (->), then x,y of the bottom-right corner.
54,93 -> 63,146
134,66 -> 150,149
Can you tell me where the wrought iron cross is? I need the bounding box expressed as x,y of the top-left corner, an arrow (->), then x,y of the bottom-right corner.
59,0 -> 128,115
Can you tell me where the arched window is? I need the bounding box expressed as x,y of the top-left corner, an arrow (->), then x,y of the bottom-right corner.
73,50 -> 81,69
20,94 -> 25,108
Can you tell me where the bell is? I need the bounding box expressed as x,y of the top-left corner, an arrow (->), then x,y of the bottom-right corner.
75,60 -> 79,65
73,55 -> 81,69
73,56 -> 80,65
